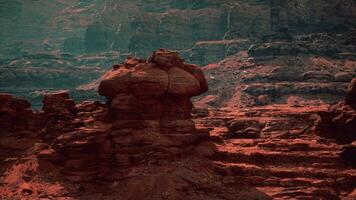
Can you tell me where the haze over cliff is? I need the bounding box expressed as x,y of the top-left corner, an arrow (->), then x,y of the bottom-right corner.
0,0 -> 355,106
1,0 -> 354,58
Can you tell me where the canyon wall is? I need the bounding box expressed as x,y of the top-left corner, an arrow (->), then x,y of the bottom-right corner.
1,0 -> 355,61
0,0 -> 355,108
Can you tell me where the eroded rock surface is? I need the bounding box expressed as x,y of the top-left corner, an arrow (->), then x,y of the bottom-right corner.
0,93 -> 33,132
98,49 -> 210,170
1,50 -> 355,199
31,50 -> 241,200
314,78 -> 356,144
194,105 -> 356,199
0,94 -> 37,177
196,32 -> 356,109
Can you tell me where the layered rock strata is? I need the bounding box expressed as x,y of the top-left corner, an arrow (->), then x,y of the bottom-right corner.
314,78 -> 356,144
197,31 -> 356,108
39,91 -> 81,142
38,127 -> 113,182
38,91 -> 111,181
37,49 -> 209,181
0,93 -> 34,132
98,49 -> 209,170
0,93 -> 37,176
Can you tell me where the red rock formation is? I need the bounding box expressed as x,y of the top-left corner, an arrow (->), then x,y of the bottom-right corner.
346,78 -> 356,108
2,73 -> 356,199
0,93 -> 34,132
38,127 -> 113,182
37,91 -> 111,182
99,49 -> 209,170
42,90 -> 77,114
0,93 -> 38,186
202,104 -> 355,199
340,141 -> 356,167
314,78 -> 356,144
227,118 -> 265,139
39,91 -> 82,141
37,49 -> 210,183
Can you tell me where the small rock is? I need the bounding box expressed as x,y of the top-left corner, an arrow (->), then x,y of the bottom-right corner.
20,183 -> 33,196
256,95 -> 271,106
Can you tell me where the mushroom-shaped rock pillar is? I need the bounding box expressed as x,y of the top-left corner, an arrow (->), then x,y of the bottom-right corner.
98,49 -> 209,168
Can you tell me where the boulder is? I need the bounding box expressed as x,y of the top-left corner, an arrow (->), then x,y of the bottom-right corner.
314,79 -> 356,144
0,93 -> 34,132
42,91 -> 76,114
227,119 -> 265,139
346,78 -> 356,108
256,95 -> 271,106
340,141 -> 356,167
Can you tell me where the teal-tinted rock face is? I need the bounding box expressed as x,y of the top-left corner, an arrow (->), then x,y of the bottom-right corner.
0,0 -> 355,60
0,0 -> 22,20
85,22 -> 114,53
62,37 -> 85,54
190,39 -> 252,66
0,0 -> 354,106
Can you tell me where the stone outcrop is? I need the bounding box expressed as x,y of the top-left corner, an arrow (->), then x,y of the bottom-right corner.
314,78 -> 356,144
340,141 -> 356,167
37,49 -> 209,182
227,119 -> 265,139
2,53 -> 356,199
42,91 -> 77,114
39,91 -> 82,142
37,91 -> 111,182
0,93 -> 34,132
346,78 -> 356,108
98,49 -> 209,169
0,93 -> 38,183
197,105 -> 356,199
38,127 -> 113,182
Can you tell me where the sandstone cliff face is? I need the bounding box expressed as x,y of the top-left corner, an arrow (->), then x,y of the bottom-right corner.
195,30 -> 356,109
1,0 -> 355,107
81,0 -> 356,59
1,0 -> 354,59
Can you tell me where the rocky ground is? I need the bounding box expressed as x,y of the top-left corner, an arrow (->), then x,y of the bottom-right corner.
1,1 -> 355,199
0,50 -> 355,200
196,105 -> 356,199
197,31 -> 356,109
